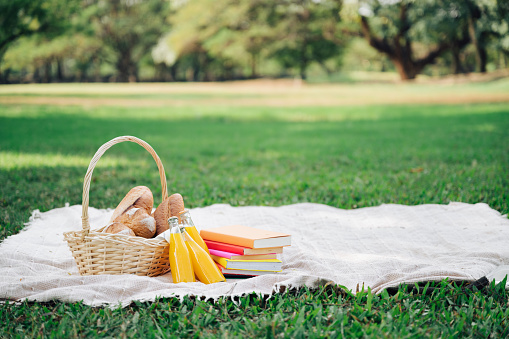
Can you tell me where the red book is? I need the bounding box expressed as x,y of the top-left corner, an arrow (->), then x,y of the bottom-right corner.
209,249 -> 277,260
204,240 -> 284,255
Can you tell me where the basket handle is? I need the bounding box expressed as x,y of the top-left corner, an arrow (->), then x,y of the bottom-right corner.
81,136 -> 168,235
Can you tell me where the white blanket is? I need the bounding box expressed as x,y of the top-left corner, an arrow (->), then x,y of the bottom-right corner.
1,202 -> 508,307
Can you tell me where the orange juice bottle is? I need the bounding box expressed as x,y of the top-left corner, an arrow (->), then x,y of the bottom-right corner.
181,226 -> 225,284
167,217 -> 195,283
179,209 -> 209,254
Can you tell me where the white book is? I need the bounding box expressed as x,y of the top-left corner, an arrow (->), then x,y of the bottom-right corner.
220,267 -> 281,277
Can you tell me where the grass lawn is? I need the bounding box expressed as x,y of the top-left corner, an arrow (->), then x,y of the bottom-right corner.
0,80 -> 508,337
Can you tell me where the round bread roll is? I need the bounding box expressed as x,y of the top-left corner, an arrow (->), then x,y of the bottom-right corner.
153,193 -> 185,237
109,186 -> 153,223
103,222 -> 136,237
114,207 -> 156,238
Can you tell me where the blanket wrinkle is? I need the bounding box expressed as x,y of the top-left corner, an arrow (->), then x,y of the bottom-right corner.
1,202 -> 508,307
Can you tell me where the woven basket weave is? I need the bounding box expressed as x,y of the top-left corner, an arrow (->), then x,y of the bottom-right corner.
64,136 -> 171,276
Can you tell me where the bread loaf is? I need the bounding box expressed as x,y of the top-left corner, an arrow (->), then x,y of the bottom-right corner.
114,207 -> 156,238
153,193 -> 185,236
153,197 -> 170,236
103,222 -> 136,236
109,186 -> 153,223
168,193 -> 185,221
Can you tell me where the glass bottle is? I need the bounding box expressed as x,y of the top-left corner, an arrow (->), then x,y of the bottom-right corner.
167,216 -> 195,283
180,224 -> 225,284
179,209 -> 209,254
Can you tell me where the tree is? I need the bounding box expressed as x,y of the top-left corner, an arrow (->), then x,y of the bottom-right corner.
84,0 -> 171,82
167,0 -> 345,81
3,33 -> 104,83
357,0 -> 472,80
459,0 -> 507,73
269,0 -> 344,80
167,0 -> 274,80
0,0 -> 78,82
497,0 -> 509,61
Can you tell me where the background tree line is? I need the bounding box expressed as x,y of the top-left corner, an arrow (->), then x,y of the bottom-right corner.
1,0 -> 508,84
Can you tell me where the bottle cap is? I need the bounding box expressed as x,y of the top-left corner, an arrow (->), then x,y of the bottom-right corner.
168,216 -> 181,234
179,209 -> 195,226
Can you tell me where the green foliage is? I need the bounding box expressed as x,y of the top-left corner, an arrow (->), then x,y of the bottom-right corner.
167,0 -> 346,80
341,38 -> 393,72
81,0 -> 171,82
268,0 -> 345,79
0,0 -> 79,81
0,0 -> 78,51
357,0 -> 477,43
354,0 -> 509,78
3,34 -> 103,70
2,0 -> 509,83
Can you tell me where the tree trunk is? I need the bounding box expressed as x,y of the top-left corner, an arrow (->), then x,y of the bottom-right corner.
299,62 -> 307,80
299,41 -> 308,81
500,50 -> 507,69
477,42 -> 487,73
192,54 -> 202,81
467,14 -> 486,73
360,11 -> 469,81
169,64 -> 177,82
116,50 -> 137,82
0,68 -> 10,84
200,53 -> 209,81
154,64 -> 164,82
33,67 -> 41,83
43,62 -> 52,83
93,57 -> 101,82
250,53 -> 257,79
56,58 -> 64,82
450,41 -> 464,74
390,57 -> 418,80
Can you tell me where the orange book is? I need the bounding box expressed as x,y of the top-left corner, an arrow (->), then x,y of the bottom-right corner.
200,225 -> 291,249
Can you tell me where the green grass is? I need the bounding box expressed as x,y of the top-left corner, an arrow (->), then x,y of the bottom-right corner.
1,85 -> 508,337
1,280 -> 508,337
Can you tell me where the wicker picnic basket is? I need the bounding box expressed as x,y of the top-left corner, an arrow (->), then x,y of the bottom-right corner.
63,136 -> 171,276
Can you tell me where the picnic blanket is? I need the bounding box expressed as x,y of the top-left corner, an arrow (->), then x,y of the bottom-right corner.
1,202 -> 508,307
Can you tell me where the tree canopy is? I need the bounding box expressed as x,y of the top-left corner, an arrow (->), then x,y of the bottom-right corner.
83,0 -> 171,82
0,0 -> 79,81
356,0 -> 508,79
0,0 -> 507,83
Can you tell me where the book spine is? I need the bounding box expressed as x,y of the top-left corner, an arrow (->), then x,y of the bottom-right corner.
200,230 -> 254,248
210,255 -> 229,268
232,254 -> 277,260
204,240 -> 246,255
208,249 -> 235,259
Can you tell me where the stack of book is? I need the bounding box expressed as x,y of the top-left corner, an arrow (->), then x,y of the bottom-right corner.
200,225 -> 291,277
